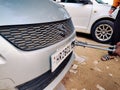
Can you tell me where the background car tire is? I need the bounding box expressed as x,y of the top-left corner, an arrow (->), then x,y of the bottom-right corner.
91,20 -> 114,43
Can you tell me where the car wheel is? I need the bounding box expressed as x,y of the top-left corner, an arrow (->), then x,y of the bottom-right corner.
91,20 -> 114,43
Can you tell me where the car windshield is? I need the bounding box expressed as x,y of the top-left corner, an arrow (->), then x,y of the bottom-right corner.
95,0 -> 106,4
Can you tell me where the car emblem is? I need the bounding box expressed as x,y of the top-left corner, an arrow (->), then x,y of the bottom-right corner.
57,25 -> 67,37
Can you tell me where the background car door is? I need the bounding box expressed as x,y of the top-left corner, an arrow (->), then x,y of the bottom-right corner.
59,0 -> 93,30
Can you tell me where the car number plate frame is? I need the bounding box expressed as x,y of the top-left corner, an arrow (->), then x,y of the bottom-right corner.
51,43 -> 73,72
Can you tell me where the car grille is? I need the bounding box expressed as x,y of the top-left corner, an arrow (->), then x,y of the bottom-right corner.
0,19 -> 74,51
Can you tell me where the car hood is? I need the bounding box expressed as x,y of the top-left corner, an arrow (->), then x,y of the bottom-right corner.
0,0 -> 70,26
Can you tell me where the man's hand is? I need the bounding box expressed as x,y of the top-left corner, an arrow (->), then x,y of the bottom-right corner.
109,9 -> 114,17
115,42 -> 120,56
109,9 -> 114,14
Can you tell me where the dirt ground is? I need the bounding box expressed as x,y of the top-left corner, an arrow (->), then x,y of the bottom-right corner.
57,33 -> 120,90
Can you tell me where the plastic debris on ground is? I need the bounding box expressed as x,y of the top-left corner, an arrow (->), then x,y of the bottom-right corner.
93,60 -> 99,65
81,88 -> 86,90
108,73 -> 113,77
74,53 -> 87,64
69,64 -> 78,74
96,84 -> 105,90
106,66 -> 109,69
94,67 -> 102,72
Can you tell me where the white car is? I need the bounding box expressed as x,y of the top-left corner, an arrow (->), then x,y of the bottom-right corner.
55,0 -> 118,43
0,0 -> 76,90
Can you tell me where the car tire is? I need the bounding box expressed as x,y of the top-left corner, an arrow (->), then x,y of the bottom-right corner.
91,20 -> 114,43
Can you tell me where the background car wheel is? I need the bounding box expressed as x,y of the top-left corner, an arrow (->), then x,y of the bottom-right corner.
91,20 -> 114,43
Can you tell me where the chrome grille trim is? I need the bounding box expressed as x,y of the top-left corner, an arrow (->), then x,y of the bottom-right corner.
0,19 -> 74,51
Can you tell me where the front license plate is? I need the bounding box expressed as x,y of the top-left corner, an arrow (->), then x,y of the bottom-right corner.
51,42 -> 73,72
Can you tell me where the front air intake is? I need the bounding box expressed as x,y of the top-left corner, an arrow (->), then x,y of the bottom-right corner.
0,19 -> 74,51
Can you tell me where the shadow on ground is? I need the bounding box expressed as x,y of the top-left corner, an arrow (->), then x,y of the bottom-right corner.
76,32 -> 92,40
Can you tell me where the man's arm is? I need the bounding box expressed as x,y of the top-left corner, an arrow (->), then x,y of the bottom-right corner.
109,0 -> 119,15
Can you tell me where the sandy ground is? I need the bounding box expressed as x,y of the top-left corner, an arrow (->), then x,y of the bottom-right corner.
55,33 -> 120,90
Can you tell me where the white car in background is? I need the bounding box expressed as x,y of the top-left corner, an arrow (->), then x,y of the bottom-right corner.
55,0 -> 118,43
